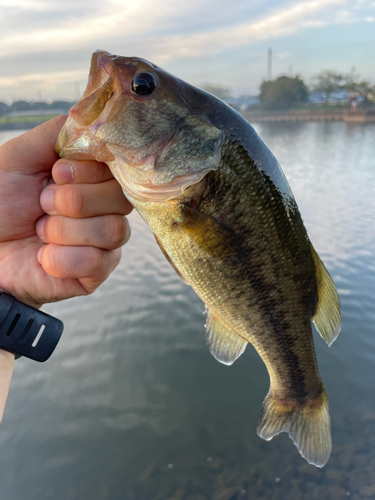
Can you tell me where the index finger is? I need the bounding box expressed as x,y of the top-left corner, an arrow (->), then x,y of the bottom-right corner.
53,159 -> 115,185
0,115 -> 68,174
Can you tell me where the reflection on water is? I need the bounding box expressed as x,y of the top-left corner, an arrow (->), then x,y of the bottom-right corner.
0,122 -> 374,499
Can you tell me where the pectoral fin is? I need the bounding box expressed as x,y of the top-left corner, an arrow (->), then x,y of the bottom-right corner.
311,245 -> 341,347
154,235 -> 190,285
180,205 -> 245,260
205,307 -> 247,365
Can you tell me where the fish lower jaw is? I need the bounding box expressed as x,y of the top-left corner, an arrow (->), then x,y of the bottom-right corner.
108,161 -> 213,203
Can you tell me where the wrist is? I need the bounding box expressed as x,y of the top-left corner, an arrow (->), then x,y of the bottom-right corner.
0,288 -> 43,310
0,292 -> 64,362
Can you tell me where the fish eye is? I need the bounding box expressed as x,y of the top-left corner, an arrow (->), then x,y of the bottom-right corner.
131,72 -> 157,96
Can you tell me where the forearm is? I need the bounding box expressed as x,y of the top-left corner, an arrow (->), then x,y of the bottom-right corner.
0,350 -> 14,422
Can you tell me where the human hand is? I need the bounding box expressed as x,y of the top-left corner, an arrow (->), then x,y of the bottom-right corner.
0,115 -> 133,420
0,115 -> 132,307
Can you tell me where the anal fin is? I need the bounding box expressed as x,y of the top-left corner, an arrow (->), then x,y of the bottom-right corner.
310,245 -> 341,346
205,307 -> 247,365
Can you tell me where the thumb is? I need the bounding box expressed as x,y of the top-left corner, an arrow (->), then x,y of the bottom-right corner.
0,115 -> 68,174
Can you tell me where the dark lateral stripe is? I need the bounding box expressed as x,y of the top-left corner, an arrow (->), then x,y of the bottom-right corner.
263,308 -> 310,403
199,140 -> 316,403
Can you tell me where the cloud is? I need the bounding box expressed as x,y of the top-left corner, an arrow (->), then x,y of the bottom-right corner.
2,0 -> 372,63
1,0 -> 374,100
0,0 -> 232,56
0,70 -> 84,88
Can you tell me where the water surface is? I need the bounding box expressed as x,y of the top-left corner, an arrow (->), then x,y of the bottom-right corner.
0,122 -> 374,499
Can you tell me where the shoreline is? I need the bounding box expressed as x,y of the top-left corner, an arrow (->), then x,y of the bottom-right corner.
0,120 -> 56,131
242,109 -> 375,123
1,110 -> 375,132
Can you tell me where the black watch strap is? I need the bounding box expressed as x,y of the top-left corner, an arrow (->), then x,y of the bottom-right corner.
0,292 -> 64,362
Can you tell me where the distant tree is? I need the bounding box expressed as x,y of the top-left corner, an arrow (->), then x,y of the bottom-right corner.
343,67 -> 361,93
259,75 -> 308,110
353,81 -> 374,107
0,102 -> 9,116
33,101 -> 49,110
200,84 -> 232,101
10,101 -> 33,112
6,100 -> 77,114
49,100 -> 76,111
367,84 -> 375,105
343,68 -> 374,107
310,71 -> 344,103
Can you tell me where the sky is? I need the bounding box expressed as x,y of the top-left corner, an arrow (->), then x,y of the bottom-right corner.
1,0 -> 375,102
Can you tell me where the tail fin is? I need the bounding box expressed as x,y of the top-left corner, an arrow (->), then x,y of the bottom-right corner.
257,388 -> 331,468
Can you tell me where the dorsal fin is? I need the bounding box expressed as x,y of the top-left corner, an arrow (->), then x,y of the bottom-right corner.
205,307 -> 247,365
310,245 -> 341,347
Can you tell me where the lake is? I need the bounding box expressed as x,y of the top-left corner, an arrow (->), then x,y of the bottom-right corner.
0,121 -> 374,499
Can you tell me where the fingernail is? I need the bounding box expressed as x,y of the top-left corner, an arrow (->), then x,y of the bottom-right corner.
36,216 -> 47,241
36,246 -> 44,264
55,162 -> 73,184
40,187 -> 55,214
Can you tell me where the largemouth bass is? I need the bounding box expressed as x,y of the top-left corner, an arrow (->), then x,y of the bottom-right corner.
56,50 -> 341,467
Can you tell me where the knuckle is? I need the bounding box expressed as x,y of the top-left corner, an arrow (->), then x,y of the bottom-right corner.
55,217 -> 67,243
104,216 -> 129,247
71,186 -> 85,217
88,247 -> 120,278
44,216 -> 64,244
112,247 -> 122,268
44,245 -> 60,276
53,185 -> 73,216
86,246 -> 104,271
56,185 -> 84,217
75,161 -> 106,182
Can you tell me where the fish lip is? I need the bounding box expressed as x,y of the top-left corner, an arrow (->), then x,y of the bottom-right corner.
56,116 -> 116,162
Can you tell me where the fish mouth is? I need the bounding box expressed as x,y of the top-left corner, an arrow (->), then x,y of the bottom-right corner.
56,50 -> 216,202
56,115 -> 115,163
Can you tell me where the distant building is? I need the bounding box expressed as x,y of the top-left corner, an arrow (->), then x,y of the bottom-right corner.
7,109 -> 66,117
308,90 -> 356,105
225,95 -> 260,111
